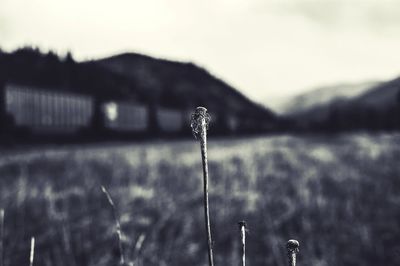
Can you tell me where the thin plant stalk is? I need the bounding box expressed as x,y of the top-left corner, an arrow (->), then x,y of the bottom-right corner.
101,185 -> 125,265
286,239 -> 300,266
191,107 -> 214,266
0,209 -> 4,266
238,221 -> 246,266
29,237 -> 35,266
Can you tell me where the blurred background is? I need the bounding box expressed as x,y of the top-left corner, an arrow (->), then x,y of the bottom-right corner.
0,0 -> 400,266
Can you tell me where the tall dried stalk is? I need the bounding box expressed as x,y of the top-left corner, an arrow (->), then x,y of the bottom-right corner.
101,185 -> 125,265
191,107 -> 214,266
29,237 -> 35,266
238,221 -> 247,266
286,239 -> 299,266
0,209 -> 4,266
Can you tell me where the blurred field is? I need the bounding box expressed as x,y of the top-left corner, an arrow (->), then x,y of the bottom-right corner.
0,134 -> 399,266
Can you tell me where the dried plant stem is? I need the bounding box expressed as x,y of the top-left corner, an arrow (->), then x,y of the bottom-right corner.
29,237 -> 35,266
191,107 -> 214,266
101,186 -> 125,265
238,221 -> 246,266
0,209 -> 4,266
200,119 -> 214,266
286,239 -> 300,266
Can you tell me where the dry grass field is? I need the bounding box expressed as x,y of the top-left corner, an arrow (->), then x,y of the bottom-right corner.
0,133 -> 399,266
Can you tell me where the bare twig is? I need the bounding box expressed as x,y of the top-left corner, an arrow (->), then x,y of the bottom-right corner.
0,209 -> 4,266
191,107 -> 214,266
101,185 -> 125,265
286,239 -> 299,266
238,221 -> 247,266
29,237 -> 35,266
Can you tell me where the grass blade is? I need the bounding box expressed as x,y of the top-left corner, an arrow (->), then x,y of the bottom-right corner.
101,185 -> 125,265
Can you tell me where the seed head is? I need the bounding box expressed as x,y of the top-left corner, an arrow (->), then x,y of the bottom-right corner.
286,239 -> 300,266
238,221 -> 247,229
286,239 -> 300,253
190,107 -> 211,139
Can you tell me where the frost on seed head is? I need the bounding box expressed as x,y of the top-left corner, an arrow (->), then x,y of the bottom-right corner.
191,106 -> 211,139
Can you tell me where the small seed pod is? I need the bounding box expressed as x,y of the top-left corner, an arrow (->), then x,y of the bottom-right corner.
286,239 -> 300,266
190,107 -> 211,140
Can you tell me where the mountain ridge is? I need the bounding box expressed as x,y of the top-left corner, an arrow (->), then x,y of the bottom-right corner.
282,77 -> 400,131
279,81 -> 381,115
94,52 -> 275,119
0,47 -> 277,133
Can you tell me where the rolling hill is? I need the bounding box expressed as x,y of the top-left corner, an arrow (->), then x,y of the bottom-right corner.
284,77 -> 400,130
354,77 -> 400,109
280,81 -> 380,115
94,53 -> 274,119
0,48 -> 277,133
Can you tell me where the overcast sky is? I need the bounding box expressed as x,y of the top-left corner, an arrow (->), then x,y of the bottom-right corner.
1,0 -> 400,107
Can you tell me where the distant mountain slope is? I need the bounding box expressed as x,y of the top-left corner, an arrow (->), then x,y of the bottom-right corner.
285,77 -> 400,131
0,48 -> 138,100
94,53 -> 274,119
354,77 -> 400,109
281,81 -> 380,115
0,48 -> 277,132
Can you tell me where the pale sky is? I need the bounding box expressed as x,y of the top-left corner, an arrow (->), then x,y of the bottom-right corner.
1,0 -> 400,107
